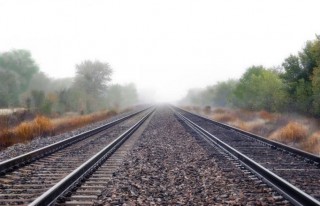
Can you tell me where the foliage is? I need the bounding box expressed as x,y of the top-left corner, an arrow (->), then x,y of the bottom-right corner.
312,67 -> 320,115
0,68 -> 20,106
105,83 -> 139,110
182,35 -> 320,117
0,110 -> 119,149
72,60 -> 113,113
233,66 -> 286,111
280,36 -> 320,115
269,122 -> 308,143
31,90 -> 45,110
73,60 -> 112,95
212,80 -> 237,107
0,50 -> 39,107
181,80 -> 237,107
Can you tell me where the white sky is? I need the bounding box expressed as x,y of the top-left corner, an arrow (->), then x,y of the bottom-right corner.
1,0 -> 320,102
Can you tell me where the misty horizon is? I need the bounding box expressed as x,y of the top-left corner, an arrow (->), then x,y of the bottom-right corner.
1,0 -> 320,102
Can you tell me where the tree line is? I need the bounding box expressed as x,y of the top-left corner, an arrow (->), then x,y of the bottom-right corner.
0,50 -> 138,115
182,35 -> 320,116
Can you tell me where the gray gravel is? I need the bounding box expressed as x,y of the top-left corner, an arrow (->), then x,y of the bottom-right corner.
98,107 -> 291,205
0,106 -> 147,162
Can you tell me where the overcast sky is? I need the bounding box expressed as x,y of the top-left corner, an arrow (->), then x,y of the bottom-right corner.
1,0 -> 320,102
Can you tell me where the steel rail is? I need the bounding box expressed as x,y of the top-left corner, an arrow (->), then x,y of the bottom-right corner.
29,108 -> 155,206
173,108 -> 320,206
173,106 -> 320,164
0,107 -> 151,174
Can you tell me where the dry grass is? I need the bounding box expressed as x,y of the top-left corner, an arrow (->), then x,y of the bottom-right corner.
269,122 -> 308,144
51,110 -> 114,133
34,116 -> 54,136
0,115 -> 54,147
228,119 -> 266,134
302,132 -> 320,155
212,113 -> 237,123
0,110 -> 119,150
203,106 -> 211,114
15,122 -> 36,143
231,120 -> 251,131
259,110 -> 276,122
213,108 -> 228,114
182,105 -> 320,155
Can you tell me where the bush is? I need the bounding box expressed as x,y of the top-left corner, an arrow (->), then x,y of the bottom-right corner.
212,113 -> 236,122
269,122 -> 308,143
213,108 -> 227,114
34,116 -> 54,136
203,106 -> 211,114
15,122 -> 35,143
259,110 -> 276,121
0,109 -> 119,150
303,132 -> 320,154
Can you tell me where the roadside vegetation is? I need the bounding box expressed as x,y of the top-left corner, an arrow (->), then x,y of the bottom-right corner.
184,106 -> 320,155
0,50 -> 139,149
0,109 -> 120,149
181,35 -> 320,155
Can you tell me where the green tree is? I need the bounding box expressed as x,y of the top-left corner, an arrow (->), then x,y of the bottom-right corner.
0,68 -> 20,106
182,88 -> 205,106
295,79 -> 313,113
0,50 -> 39,107
312,67 -> 320,115
73,60 -> 112,112
299,41 -> 318,79
280,36 -> 320,115
31,90 -> 45,111
233,66 -> 286,111
27,72 -> 51,92
105,83 -> 138,110
55,89 -> 73,113
105,84 -> 122,110
281,55 -> 302,91
0,50 -> 39,92
212,80 -> 237,107
121,83 -> 138,107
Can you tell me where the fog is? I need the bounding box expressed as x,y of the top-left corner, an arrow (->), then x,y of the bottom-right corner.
1,0 -> 320,102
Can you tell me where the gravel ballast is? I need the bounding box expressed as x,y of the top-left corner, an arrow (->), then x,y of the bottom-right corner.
99,107 -> 290,205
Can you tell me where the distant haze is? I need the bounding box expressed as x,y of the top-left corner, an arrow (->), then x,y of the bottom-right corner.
1,0 -> 320,102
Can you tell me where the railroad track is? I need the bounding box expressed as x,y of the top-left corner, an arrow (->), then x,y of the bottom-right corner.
173,106 -> 320,206
0,107 -> 154,205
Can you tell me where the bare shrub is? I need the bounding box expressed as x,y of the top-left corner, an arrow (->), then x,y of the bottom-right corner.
0,109 -> 119,150
259,110 -> 276,121
212,108 -> 227,114
212,113 -> 236,123
269,122 -> 308,143
303,132 -> 320,155
34,116 -> 54,136
203,106 -> 211,114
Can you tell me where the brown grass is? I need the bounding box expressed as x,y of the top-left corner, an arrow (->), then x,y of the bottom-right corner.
231,120 -> 251,131
269,122 -> 308,143
51,110 -> 117,133
212,113 -> 237,123
213,108 -> 228,114
230,119 -> 266,133
203,106 -> 211,114
302,132 -> 320,154
259,110 -> 276,122
0,110 -> 119,150
183,105 -> 320,155
34,116 -> 54,136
